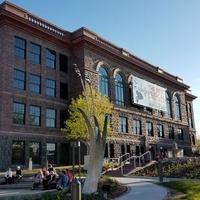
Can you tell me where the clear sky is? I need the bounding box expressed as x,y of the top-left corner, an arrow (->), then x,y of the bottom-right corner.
2,0 -> 200,136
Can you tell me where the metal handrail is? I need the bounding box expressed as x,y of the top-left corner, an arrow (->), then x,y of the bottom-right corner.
119,151 -> 152,175
102,151 -> 152,175
104,153 -> 130,165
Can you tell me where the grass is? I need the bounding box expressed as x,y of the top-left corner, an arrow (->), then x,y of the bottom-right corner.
161,181 -> 200,200
131,158 -> 200,200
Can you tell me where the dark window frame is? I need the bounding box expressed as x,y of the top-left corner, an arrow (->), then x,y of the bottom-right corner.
46,79 -> 56,97
115,73 -> 124,105
46,49 -> 56,69
46,108 -> 56,128
14,36 -> 26,59
133,119 -> 142,135
12,102 -> 25,125
13,69 -> 26,90
30,74 -> 41,93
119,116 -> 128,133
30,105 -> 41,126
30,42 -> 41,64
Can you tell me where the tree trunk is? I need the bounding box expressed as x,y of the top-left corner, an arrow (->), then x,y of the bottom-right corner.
82,138 -> 104,194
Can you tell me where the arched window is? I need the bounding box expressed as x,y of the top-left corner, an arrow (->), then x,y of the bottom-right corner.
98,66 -> 108,96
166,92 -> 171,117
174,95 -> 180,119
115,73 -> 124,105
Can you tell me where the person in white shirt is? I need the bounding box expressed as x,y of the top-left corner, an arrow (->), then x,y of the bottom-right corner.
4,168 -> 13,184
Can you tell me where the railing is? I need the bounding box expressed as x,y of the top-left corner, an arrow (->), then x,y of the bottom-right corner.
104,153 -> 130,165
117,151 -> 152,175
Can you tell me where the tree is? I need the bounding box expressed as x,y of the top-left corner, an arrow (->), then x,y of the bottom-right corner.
61,85 -> 115,194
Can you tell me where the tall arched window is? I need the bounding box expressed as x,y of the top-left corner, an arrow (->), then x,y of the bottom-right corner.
166,92 -> 171,117
99,66 -> 108,96
115,73 -> 124,105
174,95 -> 180,119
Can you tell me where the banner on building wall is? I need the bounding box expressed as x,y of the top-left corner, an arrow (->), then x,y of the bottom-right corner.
132,76 -> 167,111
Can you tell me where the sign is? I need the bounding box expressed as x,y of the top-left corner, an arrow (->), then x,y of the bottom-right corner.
132,76 -> 167,111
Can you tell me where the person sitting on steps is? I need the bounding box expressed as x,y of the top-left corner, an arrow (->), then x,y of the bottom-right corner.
4,168 -> 13,184
13,166 -> 23,183
31,170 -> 43,190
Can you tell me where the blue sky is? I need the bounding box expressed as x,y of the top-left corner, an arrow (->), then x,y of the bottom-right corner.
3,0 -> 200,136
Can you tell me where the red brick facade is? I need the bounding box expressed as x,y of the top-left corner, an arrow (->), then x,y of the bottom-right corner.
0,1 -> 197,171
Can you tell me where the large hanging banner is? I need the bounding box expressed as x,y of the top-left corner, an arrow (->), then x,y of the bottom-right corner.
132,76 -> 167,111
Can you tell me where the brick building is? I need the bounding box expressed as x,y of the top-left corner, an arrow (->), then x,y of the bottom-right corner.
0,1 -> 197,171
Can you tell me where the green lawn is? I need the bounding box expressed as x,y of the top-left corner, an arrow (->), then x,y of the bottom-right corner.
162,181 -> 200,200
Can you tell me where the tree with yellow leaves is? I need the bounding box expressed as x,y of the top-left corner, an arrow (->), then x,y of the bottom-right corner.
62,85 -> 115,194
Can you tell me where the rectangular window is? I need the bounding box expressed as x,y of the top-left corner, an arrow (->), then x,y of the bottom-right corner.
59,54 -> 68,73
30,74 -> 41,93
133,119 -> 142,135
47,143 -> 57,164
157,124 -> 164,138
12,141 -> 25,165
119,117 -> 128,133
30,105 -> 41,126
14,36 -> 26,59
46,108 -> 56,128
29,142 -> 41,164
46,49 -> 56,68
46,79 -> 56,97
13,102 -> 25,125
168,126 -> 175,139
178,128 -> 184,140
13,69 -> 26,90
146,122 -> 153,136
30,42 -> 41,64
155,109 -> 162,115
60,110 -> 68,128
60,82 -> 68,100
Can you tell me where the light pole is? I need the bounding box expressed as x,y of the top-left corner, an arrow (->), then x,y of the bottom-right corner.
158,147 -> 163,182
71,140 -> 81,200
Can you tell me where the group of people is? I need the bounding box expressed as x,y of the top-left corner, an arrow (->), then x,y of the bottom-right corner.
4,166 -> 22,184
31,164 -> 73,191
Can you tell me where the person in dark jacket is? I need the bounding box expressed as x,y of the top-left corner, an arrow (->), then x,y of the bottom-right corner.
56,170 -> 68,190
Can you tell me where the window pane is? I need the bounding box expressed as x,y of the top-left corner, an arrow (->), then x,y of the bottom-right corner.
59,54 -> 68,73
46,79 -> 56,97
146,122 -> 153,136
168,126 -> 174,139
166,92 -> 171,117
30,43 -> 41,64
115,73 -> 124,105
133,119 -> 141,135
174,95 -> 180,119
178,128 -> 184,140
29,142 -> 41,164
157,124 -> 164,138
119,117 -> 127,133
13,102 -> 25,125
13,69 -> 26,90
99,67 -> 108,96
30,74 -> 41,93
12,141 -> 25,164
14,36 -> 26,59
30,105 -> 41,126
47,143 -> 57,164
46,49 -> 56,68
46,109 -> 56,127
60,82 -> 68,100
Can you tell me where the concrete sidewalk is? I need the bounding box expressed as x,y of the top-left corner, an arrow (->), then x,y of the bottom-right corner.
114,176 -> 168,200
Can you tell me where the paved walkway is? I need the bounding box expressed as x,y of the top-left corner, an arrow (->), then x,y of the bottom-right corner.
1,176 -> 189,200
114,176 -> 168,200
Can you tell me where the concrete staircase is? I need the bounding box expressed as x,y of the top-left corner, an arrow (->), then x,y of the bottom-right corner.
0,174 -> 36,189
104,160 -> 157,177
